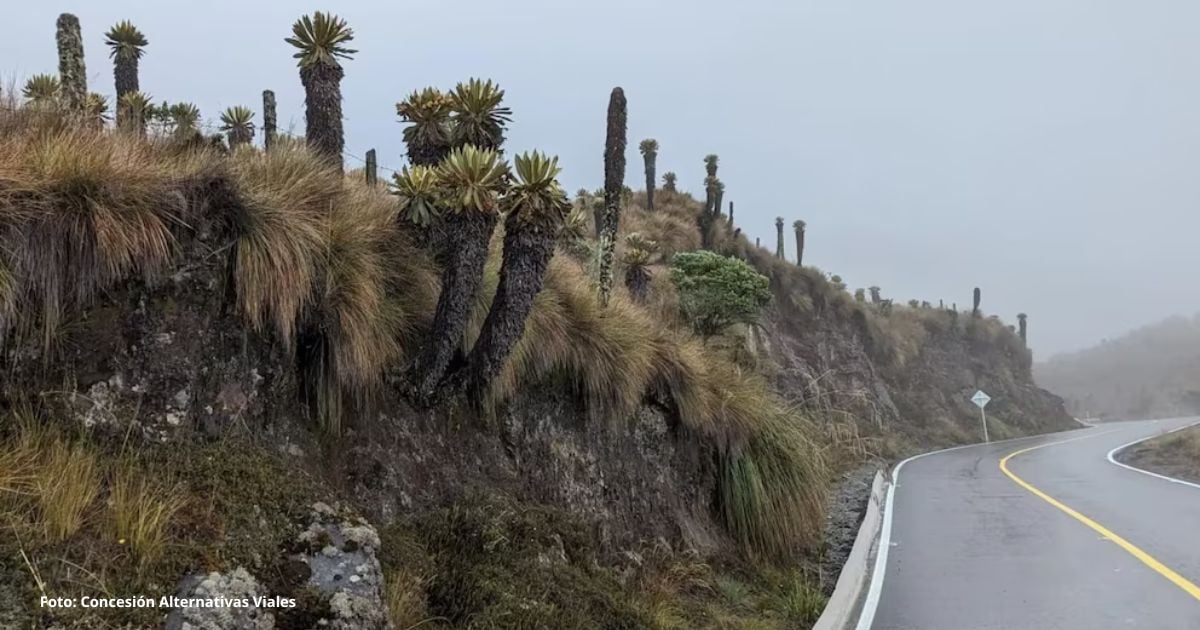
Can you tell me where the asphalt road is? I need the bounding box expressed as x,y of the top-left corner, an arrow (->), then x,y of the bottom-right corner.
866,418 -> 1200,630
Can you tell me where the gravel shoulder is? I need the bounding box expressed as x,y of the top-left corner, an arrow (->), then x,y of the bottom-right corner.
819,463 -> 879,595
1116,425 -> 1200,484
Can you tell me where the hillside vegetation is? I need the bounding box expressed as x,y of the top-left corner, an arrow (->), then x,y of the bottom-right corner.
0,10 -> 1072,629
1036,315 -> 1200,420
0,99 -> 834,629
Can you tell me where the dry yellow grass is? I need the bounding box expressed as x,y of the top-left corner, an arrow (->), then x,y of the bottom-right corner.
0,121 -> 208,352
383,568 -> 432,629
35,438 -> 101,542
0,412 -> 331,627
226,146 -> 339,349
108,462 -> 186,570
0,419 -> 102,543
226,148 -> 436,430
623,192 -> 703,259
0,429 -> 39,500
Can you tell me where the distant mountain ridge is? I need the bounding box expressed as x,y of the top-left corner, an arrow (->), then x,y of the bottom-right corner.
1035,314 -> 1200,419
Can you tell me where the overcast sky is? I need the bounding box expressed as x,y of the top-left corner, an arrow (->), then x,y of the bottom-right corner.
5,0 -> 1199,357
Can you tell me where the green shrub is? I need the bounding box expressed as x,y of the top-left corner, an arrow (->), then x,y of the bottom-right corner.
670,251 -> 771,339
771,570 -> 827,624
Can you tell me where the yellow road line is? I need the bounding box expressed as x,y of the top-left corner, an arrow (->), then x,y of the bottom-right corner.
1000,433 -> 1200,601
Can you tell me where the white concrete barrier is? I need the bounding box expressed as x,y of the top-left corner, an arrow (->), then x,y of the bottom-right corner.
812,469 -> 886,630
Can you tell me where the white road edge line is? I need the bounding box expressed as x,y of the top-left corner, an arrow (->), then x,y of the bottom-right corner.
852,427 -> 1094,630
1105,420 -> 1200,491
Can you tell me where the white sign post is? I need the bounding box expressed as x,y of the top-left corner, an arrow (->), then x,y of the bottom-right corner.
971,390 -> 992,442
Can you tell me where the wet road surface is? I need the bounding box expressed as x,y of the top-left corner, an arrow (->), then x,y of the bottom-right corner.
866,418 -> 1200,630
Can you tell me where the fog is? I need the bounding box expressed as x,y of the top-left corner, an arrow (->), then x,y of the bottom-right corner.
5,0 -> 1199,356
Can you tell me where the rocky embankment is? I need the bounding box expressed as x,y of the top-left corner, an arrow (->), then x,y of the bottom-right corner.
760,289 -> 1074,454
819,465 -> 880,594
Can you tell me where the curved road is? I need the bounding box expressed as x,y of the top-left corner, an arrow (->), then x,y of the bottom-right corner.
865,417 -> 1200,630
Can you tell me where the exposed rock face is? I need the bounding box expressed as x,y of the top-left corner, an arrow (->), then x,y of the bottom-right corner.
340,394 -> 721,555
884,317 -> 1070,443
760,299 -> 1073,451
1,214 -> 722,560
760,306 -> 901,430
164,568 -> 275,630
5,197 -> 286,444
163,503 -> 392,630
294,502 -> 390,630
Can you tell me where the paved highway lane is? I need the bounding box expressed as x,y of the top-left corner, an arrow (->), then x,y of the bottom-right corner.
864,418 -> 1200,630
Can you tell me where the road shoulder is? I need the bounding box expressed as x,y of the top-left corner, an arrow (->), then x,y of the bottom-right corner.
1113,424 -> 1200,486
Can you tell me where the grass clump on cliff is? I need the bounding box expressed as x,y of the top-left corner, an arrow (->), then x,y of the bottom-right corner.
108,461 -> 186,571
227,146 -> 435,431
0,114 -> 208,353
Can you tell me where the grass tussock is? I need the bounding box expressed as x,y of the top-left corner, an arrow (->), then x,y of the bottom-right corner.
384,567 -> 433,629
0,119 -> 209,351
227,147 -> 437,429
227,146 -> 340,347
0,426 -> 40,499
225,146 -> 434,380
34,438 -> 101,543
108,462 -> 186,570
0,419 -> 180,555
0,115 -> 437,428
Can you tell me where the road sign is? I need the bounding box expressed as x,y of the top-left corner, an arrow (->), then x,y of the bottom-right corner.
971,390 -> 991,442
